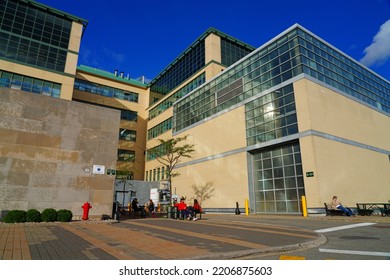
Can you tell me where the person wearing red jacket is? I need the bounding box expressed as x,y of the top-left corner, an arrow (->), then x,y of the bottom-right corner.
192,199 -> 202,220
175,197 -> 190,220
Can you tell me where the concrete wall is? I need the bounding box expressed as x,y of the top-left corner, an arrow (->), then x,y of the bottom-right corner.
73,69 -> 149,180
172,106 -> 249,210
0,89 -> 120,219
294,79 -> 390,209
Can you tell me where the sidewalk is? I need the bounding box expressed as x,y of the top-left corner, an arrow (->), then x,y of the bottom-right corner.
0,214 -> 387,260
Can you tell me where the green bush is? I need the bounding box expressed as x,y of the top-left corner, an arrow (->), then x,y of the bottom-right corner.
41,208 -> 57,222
26,209 -> 41,223
57,209 -> 73,222
3,210 -> 27,223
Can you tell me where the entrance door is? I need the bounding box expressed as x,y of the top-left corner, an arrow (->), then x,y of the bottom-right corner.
252,141 -> 304,213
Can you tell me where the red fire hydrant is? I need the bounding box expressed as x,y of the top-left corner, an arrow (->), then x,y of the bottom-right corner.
81,202 -> 92,220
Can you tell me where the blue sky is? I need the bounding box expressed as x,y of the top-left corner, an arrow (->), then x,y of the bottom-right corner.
38,0 -> 390,81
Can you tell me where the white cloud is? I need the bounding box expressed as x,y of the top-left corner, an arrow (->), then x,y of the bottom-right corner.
103,47 -> 126,64
360,19 -> 390,67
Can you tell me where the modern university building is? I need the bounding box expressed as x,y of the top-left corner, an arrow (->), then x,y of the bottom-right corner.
1,0 -> 389,217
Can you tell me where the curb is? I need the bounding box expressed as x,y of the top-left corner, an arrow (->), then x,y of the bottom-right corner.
189,233 -> 328,260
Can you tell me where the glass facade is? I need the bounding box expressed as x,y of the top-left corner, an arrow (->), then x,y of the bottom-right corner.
173,25 -> 390,214
173,29 -> 302,133
173,26 -> 390,133
297,29 -> 390,113
149,40 -> 205,99
0,0 -> 73,72
0,69 -> 61,97
74,79 -> 139,103
148,29 -> 255,105
245,84 -> 297,146
221,37 -> 254,67
252,142 -> 304,213
149,73 -> 205,120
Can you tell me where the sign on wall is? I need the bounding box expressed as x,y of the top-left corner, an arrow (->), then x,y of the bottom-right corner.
92,165 -> 105,175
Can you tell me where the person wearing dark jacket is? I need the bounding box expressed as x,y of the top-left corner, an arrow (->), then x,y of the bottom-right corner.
131,198 -> 146,218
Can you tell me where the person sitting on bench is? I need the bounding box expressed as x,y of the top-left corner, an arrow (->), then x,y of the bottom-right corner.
131,198 -> 146,218
192,199 -> 202,221
331,195 -> 354,216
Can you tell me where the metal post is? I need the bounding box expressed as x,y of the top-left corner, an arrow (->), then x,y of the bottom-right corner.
245,199 -> 249,216
301,196 -> 308,217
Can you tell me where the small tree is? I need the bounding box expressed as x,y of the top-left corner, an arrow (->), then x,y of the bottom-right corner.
148,135 -> 195,201
191,181 -> 215,205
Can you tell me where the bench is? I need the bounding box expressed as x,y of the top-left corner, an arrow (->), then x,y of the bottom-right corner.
355,203 -> 390,216
355,204 -> 374,216
324,203 -> 344,216
382,204 -> 390,217
167,207 -> 204,220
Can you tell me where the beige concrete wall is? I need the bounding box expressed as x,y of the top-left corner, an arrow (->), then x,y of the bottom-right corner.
170,106 -> 249,208
173,152 -> 249,209
295,79 -> 390,150
178,106 -> 247,160
205,33 -> 221,65
63,22 -> 83,77
301,136 -> 390,208
68,22 -> 83,53
0,89 -> 120,218
204,63 -> 225,82
295,79 -> 390,208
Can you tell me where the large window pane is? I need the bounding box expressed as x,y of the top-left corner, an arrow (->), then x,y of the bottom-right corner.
252,141 -> 304,214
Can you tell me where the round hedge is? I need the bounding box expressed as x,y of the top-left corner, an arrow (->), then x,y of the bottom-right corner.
3,210 -> 26,223
57,209 -> 73,222
26,209 -> 41,223
41,208 -> 57,222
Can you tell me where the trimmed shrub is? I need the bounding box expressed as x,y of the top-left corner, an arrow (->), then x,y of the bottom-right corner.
3,210 -> 27,223
57,209 -> 73,222
41,208 -> 57,222
26,209 -> 41,223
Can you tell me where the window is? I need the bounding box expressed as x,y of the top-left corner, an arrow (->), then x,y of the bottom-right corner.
74,79 -> 139,103
117,150 -> 135,162
119,129 -> 136,142
0,0 -> 71,72
149,40 -> 205,99
147,118 -> 172,140
0,70 -> 61,97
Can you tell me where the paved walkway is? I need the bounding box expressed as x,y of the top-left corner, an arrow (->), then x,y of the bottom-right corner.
0,215 -> 325,260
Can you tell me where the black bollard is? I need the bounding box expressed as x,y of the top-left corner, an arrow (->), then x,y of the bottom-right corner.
235,202 -> 241,215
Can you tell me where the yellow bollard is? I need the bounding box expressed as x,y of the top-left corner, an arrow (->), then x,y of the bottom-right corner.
245,199 -> 249,216
301,195 -> 308,217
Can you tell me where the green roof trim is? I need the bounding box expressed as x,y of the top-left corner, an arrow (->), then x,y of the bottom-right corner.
26,0 -> 88,36
149,27 -> 256,85
77,65 -> 148,88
